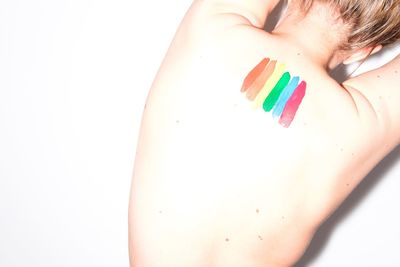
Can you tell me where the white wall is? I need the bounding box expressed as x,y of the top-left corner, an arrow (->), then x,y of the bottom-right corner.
0,0 -> 398,266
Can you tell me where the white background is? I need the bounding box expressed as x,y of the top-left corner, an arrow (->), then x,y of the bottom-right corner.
0,0 -> 398,266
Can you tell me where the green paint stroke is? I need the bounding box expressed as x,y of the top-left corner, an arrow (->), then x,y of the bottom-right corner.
263,72 -> 291,112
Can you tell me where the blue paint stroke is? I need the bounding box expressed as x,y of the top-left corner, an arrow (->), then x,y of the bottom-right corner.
272,76 -> 300,119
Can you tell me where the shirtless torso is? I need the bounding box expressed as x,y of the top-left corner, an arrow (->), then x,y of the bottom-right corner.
129,1 -> 400,266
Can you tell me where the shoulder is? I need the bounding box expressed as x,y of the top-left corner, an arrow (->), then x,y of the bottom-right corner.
342,51 -> 400,145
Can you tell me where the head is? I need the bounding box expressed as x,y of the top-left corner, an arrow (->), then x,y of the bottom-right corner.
288,0 -> 400,64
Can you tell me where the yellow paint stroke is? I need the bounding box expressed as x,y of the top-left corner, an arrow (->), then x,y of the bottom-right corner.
253,63 -> 286,109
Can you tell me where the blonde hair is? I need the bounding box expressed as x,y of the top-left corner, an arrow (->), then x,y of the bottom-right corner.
296,0 -> 400,50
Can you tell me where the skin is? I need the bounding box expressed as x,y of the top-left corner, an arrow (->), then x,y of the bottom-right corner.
129,0 -> 400,266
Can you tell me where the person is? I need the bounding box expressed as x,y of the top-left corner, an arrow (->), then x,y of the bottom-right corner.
128,0 -> 400,266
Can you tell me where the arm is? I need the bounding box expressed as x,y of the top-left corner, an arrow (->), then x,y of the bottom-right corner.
200,0 -> 281,28
343,52 -> 400,145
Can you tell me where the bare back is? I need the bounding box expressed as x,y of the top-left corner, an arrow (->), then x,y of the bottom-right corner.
129,1 -> 400,266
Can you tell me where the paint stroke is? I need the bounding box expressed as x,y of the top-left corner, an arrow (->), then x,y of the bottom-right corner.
272,76 -> 300,118
241,58 -> 270,92
263,72 -> 291,112
279,81 -> 307,128
253,63 -> 286,108
246,60 -> 276,101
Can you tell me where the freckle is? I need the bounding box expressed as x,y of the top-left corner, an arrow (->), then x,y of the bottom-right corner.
297,52 -> 301,56
159,210 -> 163,214
176,120 -> 180,124
340,148 -> 344,152
346,183 -> 350,187
256,209 -> 259,214
395,70 -> 398,74
225,238 -> 230,242
351,153 -> 355,157
258,235 -> 263,241
281,216 -> 285,220
377,75 -> 381,78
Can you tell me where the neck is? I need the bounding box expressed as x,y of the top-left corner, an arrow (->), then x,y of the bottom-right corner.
271,2 -> 346,70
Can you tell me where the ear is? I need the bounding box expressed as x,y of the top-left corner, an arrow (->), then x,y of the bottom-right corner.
342,45 -> 383,65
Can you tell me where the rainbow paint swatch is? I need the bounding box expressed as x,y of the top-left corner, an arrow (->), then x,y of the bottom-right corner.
241,58 -> 307,128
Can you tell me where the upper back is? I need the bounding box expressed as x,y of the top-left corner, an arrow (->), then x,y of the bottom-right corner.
129,2 -> 399,266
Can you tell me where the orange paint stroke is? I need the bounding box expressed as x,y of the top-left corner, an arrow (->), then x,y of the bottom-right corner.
241,58 -> 270,93
246,60 -> 277,101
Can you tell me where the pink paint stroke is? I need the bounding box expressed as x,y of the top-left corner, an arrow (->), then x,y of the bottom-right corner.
279,81 -> 307,128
